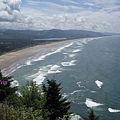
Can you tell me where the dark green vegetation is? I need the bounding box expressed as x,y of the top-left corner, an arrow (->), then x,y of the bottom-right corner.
42,80 -> 71,120
0,71 -> 17,103
0,71 -> 100,120
84,109 -> 99,120
0,29 -> 105,55
0,39 -> 60,55
0,29 -> 105,40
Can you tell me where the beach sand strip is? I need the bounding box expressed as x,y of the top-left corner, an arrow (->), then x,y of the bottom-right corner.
0,40 -> 74,72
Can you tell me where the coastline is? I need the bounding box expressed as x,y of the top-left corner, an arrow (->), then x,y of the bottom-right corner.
0,40 -> 74,72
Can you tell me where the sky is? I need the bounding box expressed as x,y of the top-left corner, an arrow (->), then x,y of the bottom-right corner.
0,0 -> 120,33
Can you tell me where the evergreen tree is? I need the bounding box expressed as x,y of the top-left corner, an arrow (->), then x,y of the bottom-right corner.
20,81 -> 42,110
0,70 -> 18,103
84,108 -> 99,120
42,79 -> 71,120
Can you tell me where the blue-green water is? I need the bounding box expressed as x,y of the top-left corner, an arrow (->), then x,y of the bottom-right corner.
4,36 -> 120,120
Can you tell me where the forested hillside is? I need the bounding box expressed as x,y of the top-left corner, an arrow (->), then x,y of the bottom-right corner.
0,29 -> 106,55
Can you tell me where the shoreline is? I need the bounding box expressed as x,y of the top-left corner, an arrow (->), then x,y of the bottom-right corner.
0,40 -> 75,72
0,36 -> 101,73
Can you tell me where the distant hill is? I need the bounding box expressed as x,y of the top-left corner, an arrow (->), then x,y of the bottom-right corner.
0,29 -> 106,55
0,29 -> 106,40
104,32 -> 120,36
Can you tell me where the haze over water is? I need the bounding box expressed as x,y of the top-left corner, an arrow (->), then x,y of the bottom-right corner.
8,36 -> 120,120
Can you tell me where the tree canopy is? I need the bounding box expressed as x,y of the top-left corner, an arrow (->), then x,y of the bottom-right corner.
0,70 -> 101,120
42,79 -> 71,120
0,70 -> 18,103
20,81 -> 42,110
84,108 -> 99,120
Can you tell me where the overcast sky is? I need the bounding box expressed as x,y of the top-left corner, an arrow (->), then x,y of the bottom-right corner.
0,0 -> 120,33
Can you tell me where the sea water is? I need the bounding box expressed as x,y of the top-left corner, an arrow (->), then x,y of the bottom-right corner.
5,36 -> 120,120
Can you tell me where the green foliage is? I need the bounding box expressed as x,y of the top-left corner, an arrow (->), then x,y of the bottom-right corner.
20,81 -> 42,110
42,79 -> 71,120
0,70 -> 18,103
0,102 -> 43,120
0,74 -> 101,120
0,79 -> 71,120
58,114 -> 71,120
84,108 -> 99,120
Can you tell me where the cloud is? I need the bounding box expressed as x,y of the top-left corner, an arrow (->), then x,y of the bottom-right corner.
60,0 -> 79,4
83,2 -> 95,6
4,0 -> 21,11
0,0 -> 120,33
19,7 -> 120,33
91,0 -> 120,10
26,1 -> 69,11
0,0 -> 23,22
26,0 -> 85,13
1,6 -> 120,33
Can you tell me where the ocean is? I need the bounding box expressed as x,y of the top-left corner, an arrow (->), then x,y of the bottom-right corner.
4,36 -> 120,120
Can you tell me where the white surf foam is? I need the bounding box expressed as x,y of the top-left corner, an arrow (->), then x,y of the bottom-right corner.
85,98 -> 103,108
108,108 -> 120,113
63,53 -> 68,55
26,42 -> 74,64
27,65 -> 51,84
95,80 -> 103,88
26,60 -> 32,65
70,90 -> 81,95
48,65 -> 62,74
28,65 -> 51,79
61,60 -> 77,66
64,42 -> 74,47
69,54 -> 76,58
72,49 -> 81,53
25,38 -> 97,67
62,93 -> 69,98
76,82 -> 86,89
77,81 -> 81,87
5,64 -> 23,76
48,70 -> 61,74
32,51 -> 58,62
91,91 -> 96,93
75,41 -> 83,46
2,58 -> 31,76
50,65 -> 61,70
70,114 -> 82,120
16,91 -> 22,96
40,65 -> 53,72
32,55 -> 45,62
33,74 -> 46,85
11,80 -> 19,87
77,37 -> 97,45
29,64 -> 62,85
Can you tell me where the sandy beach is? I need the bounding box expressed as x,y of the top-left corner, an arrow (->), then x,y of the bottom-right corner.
0,40 -> 74,72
